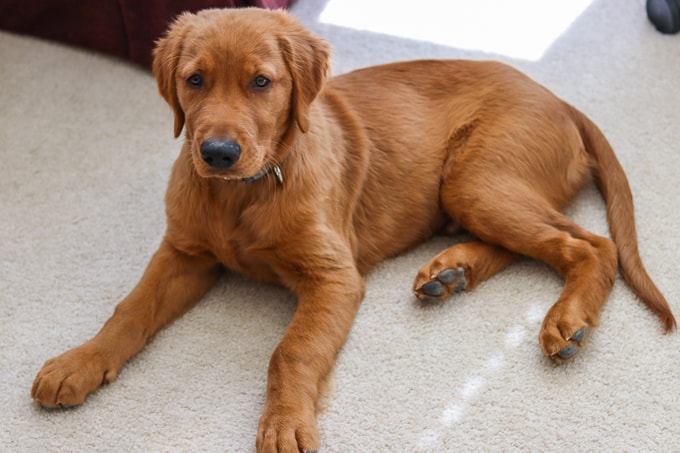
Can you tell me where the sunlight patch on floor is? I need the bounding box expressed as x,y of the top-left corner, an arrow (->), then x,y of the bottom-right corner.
320,0 -> 595,61
416,304 -> 543,450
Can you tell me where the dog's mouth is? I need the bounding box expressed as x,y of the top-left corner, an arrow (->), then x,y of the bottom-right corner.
196,162 -> 281,184
221,164 -> 283,184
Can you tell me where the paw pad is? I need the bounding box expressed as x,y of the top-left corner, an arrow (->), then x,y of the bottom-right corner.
417,266 -> 466,302
569,327 -> 586,344
557,344 -> 578,360
556,327 -> 587,360
436,268 -> 457,285
421,280 -> 445,297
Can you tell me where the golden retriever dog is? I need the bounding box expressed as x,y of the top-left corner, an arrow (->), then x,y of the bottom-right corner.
32,8 -> 675,452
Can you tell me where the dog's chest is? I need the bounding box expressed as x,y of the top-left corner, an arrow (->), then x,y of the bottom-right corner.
206,210 -> 283,285
215,241 -> 279,284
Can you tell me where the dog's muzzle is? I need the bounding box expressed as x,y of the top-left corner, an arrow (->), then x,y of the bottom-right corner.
200,138 -> 241,169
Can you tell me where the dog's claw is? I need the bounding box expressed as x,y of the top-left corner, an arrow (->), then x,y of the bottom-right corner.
421,280 -> 445,297
36,401 -> 77,411
58,402 -> 77,410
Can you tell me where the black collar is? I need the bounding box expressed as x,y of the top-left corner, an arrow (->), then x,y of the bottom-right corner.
224,165 -> 283,184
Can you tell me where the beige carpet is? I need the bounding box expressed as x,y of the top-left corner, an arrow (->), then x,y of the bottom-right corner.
2,0 -> 679,451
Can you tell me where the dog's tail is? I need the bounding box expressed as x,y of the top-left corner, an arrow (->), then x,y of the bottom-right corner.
567,103 -> 676,332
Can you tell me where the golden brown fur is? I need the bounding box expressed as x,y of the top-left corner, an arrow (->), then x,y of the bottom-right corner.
32,8 -> 675,452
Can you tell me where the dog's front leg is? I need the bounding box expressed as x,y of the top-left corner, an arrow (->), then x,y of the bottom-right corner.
257,264 -> 365,453
32,239 -> 222,408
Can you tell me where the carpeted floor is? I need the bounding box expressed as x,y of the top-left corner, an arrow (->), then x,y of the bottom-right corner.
1,0 -> 679,451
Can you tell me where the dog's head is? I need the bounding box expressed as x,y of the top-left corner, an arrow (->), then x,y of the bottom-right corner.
153,8 -> 331,180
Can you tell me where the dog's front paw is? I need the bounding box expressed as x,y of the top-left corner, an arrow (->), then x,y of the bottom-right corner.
256,405 -> 319,453
32,344 -> 118,409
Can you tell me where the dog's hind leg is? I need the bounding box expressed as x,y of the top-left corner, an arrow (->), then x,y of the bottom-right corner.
432,177 -> 618,362
413,240 -> 518,301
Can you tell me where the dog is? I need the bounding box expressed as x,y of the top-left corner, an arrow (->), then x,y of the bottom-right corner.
32,8 -> 675,453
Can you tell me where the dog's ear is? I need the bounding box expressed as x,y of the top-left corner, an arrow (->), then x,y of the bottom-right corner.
277,17 -> 331,133
153,13 -> 192,138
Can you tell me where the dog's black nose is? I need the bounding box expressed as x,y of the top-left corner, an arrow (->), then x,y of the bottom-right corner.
200,138 -> 241,168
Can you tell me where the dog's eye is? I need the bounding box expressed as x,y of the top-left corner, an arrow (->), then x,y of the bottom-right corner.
187,74 -> 204,88
252,76 -> 271,90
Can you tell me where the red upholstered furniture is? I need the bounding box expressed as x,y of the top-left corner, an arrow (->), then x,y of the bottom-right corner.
0,0 -> 295,68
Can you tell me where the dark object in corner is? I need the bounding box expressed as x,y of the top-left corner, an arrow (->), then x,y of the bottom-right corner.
647,0 -> 680,34
0,0 -> 295,68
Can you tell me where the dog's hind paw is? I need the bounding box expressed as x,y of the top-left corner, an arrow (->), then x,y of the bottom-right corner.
414,266 -> 466,302
540,318 -> 591,363
414,241 -> 517,303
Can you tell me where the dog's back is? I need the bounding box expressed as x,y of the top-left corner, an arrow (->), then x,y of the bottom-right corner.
325,60 -> 587,268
